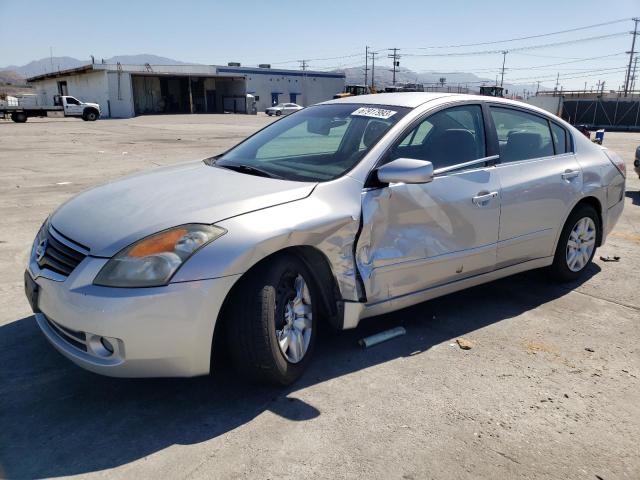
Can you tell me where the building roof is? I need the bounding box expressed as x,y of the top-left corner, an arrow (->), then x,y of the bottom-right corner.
27,63 -> 345,82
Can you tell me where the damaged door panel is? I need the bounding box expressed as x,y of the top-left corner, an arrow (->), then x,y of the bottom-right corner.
356,167 -> 501,303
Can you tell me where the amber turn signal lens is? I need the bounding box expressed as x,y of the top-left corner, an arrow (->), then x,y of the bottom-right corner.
128,229 -> 188,257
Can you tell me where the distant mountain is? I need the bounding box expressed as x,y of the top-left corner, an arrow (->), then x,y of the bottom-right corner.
333,65 -> 542,96
2,54 -> 188,79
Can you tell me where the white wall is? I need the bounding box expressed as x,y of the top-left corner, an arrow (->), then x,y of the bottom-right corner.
524,95 -> 562,116
217,68 -> 345,112
106,72 -> 135,118
31,71 -> 109,114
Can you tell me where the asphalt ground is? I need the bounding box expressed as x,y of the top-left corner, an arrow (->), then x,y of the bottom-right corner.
0,114 -> 638,479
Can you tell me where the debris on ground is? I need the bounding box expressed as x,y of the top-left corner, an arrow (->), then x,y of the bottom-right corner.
599,255 -> 621,262
456,338 -> 473,350
359,326 -> 406,348
585,347 -> 595,352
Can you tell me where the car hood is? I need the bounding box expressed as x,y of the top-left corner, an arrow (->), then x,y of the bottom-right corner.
51,160 -> 316,257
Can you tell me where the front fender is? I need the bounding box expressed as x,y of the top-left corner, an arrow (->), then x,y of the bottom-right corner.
172,175 -> 365,301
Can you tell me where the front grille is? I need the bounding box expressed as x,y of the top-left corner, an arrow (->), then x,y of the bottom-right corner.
44,315 -> 88,352
37,227 -> 87,277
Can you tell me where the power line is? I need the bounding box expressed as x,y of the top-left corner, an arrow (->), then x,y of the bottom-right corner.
406,18 -> 632,49
402,32 -> 629,57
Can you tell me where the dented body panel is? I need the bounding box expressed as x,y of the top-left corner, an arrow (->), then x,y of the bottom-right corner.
356,166 -> 501,303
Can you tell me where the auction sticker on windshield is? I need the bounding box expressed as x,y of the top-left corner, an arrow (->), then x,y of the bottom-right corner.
351,107 -> 397,119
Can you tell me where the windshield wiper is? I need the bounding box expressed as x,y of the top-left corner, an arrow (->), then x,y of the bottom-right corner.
216,163 -> 283,180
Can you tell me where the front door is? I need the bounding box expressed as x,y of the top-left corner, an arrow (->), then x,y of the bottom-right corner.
488,106 -> 582,267
63,97 -> 84,115
356,104 -> 501,303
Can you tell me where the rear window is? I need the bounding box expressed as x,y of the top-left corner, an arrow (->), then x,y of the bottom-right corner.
550,122 -> 570,154
490,107 -> 554,162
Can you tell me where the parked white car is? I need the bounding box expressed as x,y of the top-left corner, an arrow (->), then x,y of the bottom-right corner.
266,103 -> 303,116
25,93 -> 626,385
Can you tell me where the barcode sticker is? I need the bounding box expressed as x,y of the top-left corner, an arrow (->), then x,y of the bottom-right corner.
351,107 -> 397,119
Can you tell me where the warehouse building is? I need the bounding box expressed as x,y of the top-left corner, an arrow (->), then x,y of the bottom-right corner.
26,63 -> 345,118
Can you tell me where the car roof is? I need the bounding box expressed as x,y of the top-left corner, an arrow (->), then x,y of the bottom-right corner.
321,92 -> 551,113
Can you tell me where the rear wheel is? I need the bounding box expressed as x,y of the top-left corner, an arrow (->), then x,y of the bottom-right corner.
276,110 -> 282,116
11,112 -> 27,123
549,204 -> 599,281
226,254 -> 317,385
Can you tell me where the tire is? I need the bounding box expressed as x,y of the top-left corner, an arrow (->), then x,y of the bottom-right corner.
11,112 -> 27,123
276,110 -> 282,116
83,110 -> 98,121
226,254 -> 318,385
549,204 -> 599,282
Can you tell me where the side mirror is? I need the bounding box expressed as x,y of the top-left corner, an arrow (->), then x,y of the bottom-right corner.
376,158 -> 434,184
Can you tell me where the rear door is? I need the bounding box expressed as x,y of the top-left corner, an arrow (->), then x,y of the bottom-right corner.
489,106 -> 581,267
357,103 -> 501,303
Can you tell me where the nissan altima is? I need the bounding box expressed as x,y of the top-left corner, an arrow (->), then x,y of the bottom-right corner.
25,93 -> 626,385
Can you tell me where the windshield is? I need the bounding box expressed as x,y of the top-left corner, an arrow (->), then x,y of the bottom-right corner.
213,104 -> 410,182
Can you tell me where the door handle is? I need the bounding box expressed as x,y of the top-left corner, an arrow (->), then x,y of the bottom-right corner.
472,191 -> 498,207
562,170 -> 580,181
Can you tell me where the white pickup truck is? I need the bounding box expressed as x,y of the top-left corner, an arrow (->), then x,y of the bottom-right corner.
0,94 -> 101,123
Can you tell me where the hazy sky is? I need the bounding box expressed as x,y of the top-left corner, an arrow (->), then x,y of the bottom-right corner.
0,0 -> 638,89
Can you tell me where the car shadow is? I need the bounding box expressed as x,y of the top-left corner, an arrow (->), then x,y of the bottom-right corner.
625,190 -> 640,206
0,264 -> 600,478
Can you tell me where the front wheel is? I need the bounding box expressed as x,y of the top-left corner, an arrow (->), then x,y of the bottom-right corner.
549,204 -> 599,282
275,110 -> 282,116
83,110 -> 98,121
226,255 -> 317,385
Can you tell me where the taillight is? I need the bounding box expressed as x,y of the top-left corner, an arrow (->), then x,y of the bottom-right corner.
603,149 -> 626,178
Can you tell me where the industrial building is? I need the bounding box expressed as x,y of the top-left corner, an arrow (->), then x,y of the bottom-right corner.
26,63 -> 346,118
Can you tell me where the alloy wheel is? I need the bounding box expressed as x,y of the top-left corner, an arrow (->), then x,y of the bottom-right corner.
566,217 -> 596,272
276,274 -> 313,363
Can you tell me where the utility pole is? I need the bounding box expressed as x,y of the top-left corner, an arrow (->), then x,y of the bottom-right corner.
500,50 -> 508,88
631,56 -> 639,92
49,46 -> 53,73
388,48 -> 401,86
536,81 -> 541,95
364,46 -> 369,88
624,17 -> 639,96
298,60 -> 308,71
369,51 -> 378,91
554,72 -> 560,94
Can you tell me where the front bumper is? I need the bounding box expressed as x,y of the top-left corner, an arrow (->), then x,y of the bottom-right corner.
27,258 -> 240,378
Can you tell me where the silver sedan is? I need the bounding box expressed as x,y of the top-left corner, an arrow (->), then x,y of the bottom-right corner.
266,103 -> 303,116
25,93 -> 626,385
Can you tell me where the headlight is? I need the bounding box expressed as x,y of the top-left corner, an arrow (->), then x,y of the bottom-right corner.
94,224 -> 226,287
31,218 -> 49,260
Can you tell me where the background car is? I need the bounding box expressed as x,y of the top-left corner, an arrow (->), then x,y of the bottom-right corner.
635,145 -> 640,178
265,103 -> 303,116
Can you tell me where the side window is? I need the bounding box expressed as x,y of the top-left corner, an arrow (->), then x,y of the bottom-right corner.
490,107 -> 554,162
65,97 -> 80,105
391,105 -> 486,170
550,122 -> 570,154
